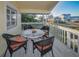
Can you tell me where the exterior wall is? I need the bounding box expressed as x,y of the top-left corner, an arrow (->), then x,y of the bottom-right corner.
0,2 -> 7,56
5,2 -> 21,34
0,1 -> 21,56
0,2 -> 6,34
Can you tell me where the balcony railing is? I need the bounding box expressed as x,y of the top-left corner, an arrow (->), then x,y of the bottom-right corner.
50,24 -> 79,54
21,22 -> 44,30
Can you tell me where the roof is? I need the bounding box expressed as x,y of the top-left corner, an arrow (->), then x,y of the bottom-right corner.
12,1 -> 58,13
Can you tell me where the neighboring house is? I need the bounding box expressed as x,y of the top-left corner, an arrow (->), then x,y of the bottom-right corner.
59,14 -> 71,21
55,14 -> 79,23
54,17 -> 63,23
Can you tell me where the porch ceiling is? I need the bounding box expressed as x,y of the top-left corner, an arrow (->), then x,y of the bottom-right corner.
12,1 -> 58,13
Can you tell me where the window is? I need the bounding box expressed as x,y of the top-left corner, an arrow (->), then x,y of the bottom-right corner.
7,6 -> 17,29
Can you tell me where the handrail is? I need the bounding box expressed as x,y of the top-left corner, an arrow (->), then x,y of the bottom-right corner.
21,22 -> 44,24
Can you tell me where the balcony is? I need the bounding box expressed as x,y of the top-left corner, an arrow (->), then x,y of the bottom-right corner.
0,1 -> 79,57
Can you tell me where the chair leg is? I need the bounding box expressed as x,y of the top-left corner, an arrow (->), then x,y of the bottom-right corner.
33,46 -> 34,54
3,49 -> 8,57
10,53 -> 12,57
9,51 -> 13,57
41,53 -> 43,57
40,51 -> 44,57
33,50 -> 34,54
41,54 -> 43,57
51,48 -> 54,57
23,46 -> 27,54
33,44 -> 35,54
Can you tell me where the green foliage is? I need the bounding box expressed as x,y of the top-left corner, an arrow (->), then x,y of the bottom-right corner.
21,13 -> 38,22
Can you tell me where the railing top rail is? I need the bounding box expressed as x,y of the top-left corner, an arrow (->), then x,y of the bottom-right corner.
52,24 -> 79,34
21,22 -> 44,24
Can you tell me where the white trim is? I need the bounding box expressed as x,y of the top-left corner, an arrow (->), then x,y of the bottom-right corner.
53,25 -> 79,34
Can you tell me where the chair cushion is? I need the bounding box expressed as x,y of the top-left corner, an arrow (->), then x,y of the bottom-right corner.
16,36 -> 26,42
10,36 -> 26,42
36,44 -> 42,51
10,42 -> 25,50
36,44 -> 52,51
43,44 -> 52,50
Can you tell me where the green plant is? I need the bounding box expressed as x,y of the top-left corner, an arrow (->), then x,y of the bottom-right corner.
21,13 -> 38,22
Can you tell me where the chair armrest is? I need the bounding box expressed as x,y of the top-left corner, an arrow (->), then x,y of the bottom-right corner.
31,36 -> 54,46
31,39 -> 43,46
9,39 -> 27,43
14,34 -> 21,36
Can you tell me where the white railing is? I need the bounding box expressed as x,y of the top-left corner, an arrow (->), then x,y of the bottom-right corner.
50,24 -> 79,54
21,22 -> 44,30
21,22 -> 44,24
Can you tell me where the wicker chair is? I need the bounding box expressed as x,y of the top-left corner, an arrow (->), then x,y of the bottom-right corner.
32,36 -> 54,57
2,33 -> 27,57
24,25 -> 34,30
41,26 -> 49,38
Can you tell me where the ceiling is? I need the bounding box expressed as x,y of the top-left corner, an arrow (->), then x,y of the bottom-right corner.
12,1 -> 58,13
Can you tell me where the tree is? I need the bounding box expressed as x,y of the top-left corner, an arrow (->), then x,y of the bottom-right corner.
21,13 -> 38,22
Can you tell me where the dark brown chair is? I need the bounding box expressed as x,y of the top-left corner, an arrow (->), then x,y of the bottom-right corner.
32,36 -> 54,57
42,32 -> 49,39
41,26 -> 49,38
24,25 -> 34,30
2,33 -> 27,57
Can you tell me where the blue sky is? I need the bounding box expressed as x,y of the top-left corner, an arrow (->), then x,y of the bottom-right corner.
51,1 -> 79,17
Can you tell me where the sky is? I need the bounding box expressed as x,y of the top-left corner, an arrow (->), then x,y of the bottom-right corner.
51,1 -> 79,17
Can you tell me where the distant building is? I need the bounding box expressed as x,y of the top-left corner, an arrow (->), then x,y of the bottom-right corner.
54,17 -> 62,23
47,15 -> 55,24
54,17 -> 61,21
59,14 -> 71,21
58,14 -> 79,22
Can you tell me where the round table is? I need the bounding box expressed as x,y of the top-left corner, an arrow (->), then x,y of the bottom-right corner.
21,29 -> 45,55
22,29 -> 45,39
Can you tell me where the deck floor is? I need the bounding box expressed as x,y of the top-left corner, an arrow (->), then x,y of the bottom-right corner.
5,39 -> 53,57
5,33 -> 79,57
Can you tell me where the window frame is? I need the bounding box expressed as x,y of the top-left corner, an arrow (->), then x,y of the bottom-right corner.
6,6 -> 17,30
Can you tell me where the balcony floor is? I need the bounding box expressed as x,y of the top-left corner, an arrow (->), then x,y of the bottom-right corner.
5,38 -> 53,57
5,33 -> 79,57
